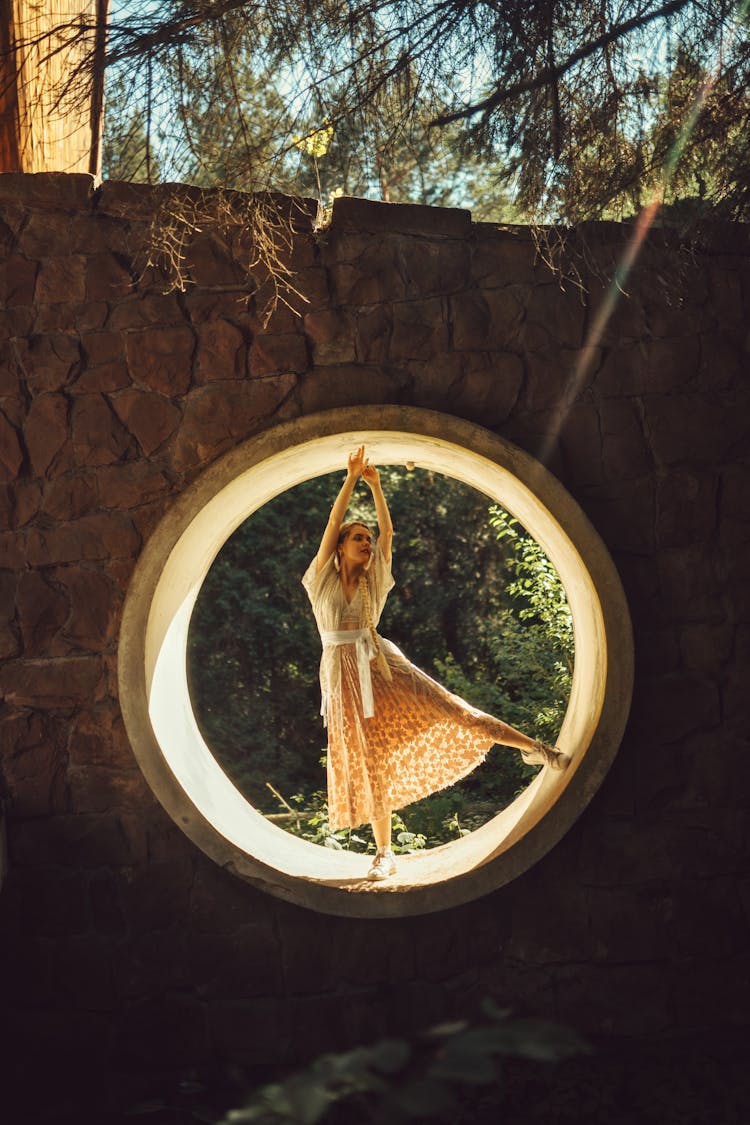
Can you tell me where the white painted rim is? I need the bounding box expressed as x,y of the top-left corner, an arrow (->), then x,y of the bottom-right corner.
118,406 -> 633,917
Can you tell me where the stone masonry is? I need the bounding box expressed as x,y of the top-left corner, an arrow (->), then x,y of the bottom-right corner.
1,172 -> 749,1113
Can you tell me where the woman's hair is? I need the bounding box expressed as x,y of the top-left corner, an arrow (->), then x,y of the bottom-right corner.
337,521 -> 372,546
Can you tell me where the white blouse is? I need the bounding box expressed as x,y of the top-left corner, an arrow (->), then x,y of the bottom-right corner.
302,544 -> 395,723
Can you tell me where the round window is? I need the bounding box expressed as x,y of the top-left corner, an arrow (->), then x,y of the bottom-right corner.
118,406 -> 633,917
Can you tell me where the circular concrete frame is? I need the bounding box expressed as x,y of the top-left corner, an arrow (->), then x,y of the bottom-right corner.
119,406 -> 633,917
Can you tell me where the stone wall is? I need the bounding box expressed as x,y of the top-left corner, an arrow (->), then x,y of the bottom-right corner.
1,173 -> 749,1115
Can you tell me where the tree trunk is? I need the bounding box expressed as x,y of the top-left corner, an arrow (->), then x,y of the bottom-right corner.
0,0 -> 107,175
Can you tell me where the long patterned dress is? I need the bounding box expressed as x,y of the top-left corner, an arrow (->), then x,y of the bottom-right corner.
302,544 -> 509,831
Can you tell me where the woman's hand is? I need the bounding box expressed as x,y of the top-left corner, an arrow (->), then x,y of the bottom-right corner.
362,460 -> 381,490
347,444 -> 366,478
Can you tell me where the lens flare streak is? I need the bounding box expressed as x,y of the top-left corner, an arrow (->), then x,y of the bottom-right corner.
538,0 -> 749,467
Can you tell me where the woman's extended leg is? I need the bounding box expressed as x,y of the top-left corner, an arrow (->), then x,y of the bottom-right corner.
488,718 -> 569,769
371,812 -> 391,850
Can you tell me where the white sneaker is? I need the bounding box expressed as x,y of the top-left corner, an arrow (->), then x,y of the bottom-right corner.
367,849 -> 397,881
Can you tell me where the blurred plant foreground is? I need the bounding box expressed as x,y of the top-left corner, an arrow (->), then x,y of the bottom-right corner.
116,1002 -> 748,1125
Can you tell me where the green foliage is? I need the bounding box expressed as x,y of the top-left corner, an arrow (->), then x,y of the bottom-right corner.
99,3 -> 750,223
188,470 -> 573,849
217,1001 -> 590,1124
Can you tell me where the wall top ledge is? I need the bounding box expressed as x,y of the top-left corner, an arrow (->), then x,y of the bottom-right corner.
95,181 -> 321,230
0,171 -> 97,208
329,194 -> 472,238
2,173 -> 749,255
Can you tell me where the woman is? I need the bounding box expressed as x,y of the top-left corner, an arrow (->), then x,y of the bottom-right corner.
302,446 -> 569,881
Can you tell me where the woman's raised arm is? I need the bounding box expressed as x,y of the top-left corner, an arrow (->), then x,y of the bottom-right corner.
314,445 -> 365,571
362,461 -> 393,564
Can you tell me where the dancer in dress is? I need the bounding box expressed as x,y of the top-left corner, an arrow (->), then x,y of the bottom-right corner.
302,445 -> 568,881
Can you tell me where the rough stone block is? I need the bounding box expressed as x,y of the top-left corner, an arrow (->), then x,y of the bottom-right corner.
447,353 -> 524,425
41,471 -> 99,521
304,308 -> 357,364
8,868 -> 92,938
0,570 -> 19,659
2,478 -> 42,529
94,462 -> 170,509
0,409 -> 23,481
95,179 -> 163,217
23,392 -> 70,477
0,255 -> 37,306
680,623 -> 734,672
331,194 -> 471,238
85,252 -> 134,301
356,305 -> 392,363
632,627 -> 681,676
16,211 -> 70,260
195,318 -> 246,381
299,364 -> 408,414
559,401 -> 605,488
0,214 -> 16,252
125,325 -> 195,394
71,212 -> 131,255
187,923 -> 285,997
53,567 -> 115,651
399,238 -> 470,297
471,229 -> 538,287
189,861 -> 273,933
25,512 -> 141,564
15,333 -> 81,394
288,264 -> 330,311
0,340 -> 21,398
71,393 -> 133,466
68,705 -> 132,770
451,287 -> 523,351
112,388 -> 182,455
35,256 -> 87,305
0,304 -> 34,342
697,329 -> 744,392
74,361 -> 131,394
75,300 -> 109,333
0,654 -> 104,708
0,172 -> 95,208
656,545 -> 725,623
526,281 -> 585,348
629,671 -> 721,741
598,398 -> 652,480
390,297 -> 448,360
655,469 -> 719,548
720,461 -> 750,520
522,344 -> 591,412
11,813 -> 144,869
16,570 -> 69,655
34,301 -> 89,333
581,477 -> 656,553
0,712 -> 65,816
207,997 -> 291,1063
249,331 -> 309,376
555,962 -> 671,1036
326,237 -> 408,303
186,231 -> 246,287
450,290 -> 490,350
643,391 -> 749,465
170,375 -> 297,471
109,292 -> 186,331
67,763 -> 152,815
184,289 -> 252,325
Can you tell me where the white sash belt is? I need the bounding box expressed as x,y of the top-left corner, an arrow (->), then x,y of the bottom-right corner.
320,627 -> 378,720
